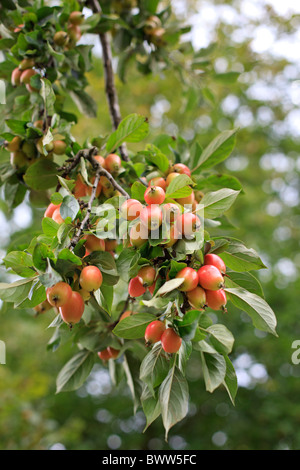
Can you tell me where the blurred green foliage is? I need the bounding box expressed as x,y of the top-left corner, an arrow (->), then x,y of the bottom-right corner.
1,0 -> 300,450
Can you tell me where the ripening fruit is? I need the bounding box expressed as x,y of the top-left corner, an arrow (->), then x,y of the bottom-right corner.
33,120 -> 44,129
128,276 -> 146,297
53,31 -> 69,46
20,68 -> 37,85
59,291 -> 85,325
187,286 -> 207,310
107,347 -> 120,359
6,136 -> 22,152
84,234 -> 105,252
170,163 -> 191,177
120,198 -> 143,221
176,213 -> 201,238
144,320 -> 166,344
198,265 -> 224,290
11,67 -> 22,86
206,289 -> 227,311
161,328 -> 182,353
67,24 -> 81,42
19,58 -> 35,70
34,299 -> 53,315
162,203 -> 181,223
69,11 -> 84,25
148,279 -> 157,296
140,205 -> 163,230
44,202 -> 61,218
120,310 -> 133,321
144,15 -> 162,34
166,172 -> 180,186
53,140 -> 67,155
78,288 -> 91,302
175,267 -> 198,292
130,222 -> 148,248
137,265 -> 156,287
204,253 -> 226,274
52,207 -> 64,224
105,239 -> 118,251
85,176 -> 102,197
26,83 -> 39,93
10,150 -> 29,168
22,141 -> 37,160
14,24 -> 24,33
176,190 -> 195,207
144,185 -> 165,205
46,282 -> 72,307
148,176 -> 166,191
94,155 -> 106,167
73,174 -> 87,198
79,265 -> 103,292
105,153 -> 121,175
98,349 -> 111,361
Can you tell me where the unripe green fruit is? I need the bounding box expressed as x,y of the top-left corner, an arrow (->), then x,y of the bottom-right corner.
10,150 -> 29,168
79,265 -> 103,292
54,31 -> 69,46
69,11 -> 84,25
36,137 -> 54,155
19,58 -> 35,70
22,140 -> 37,159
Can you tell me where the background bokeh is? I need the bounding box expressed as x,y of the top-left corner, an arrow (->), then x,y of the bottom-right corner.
0,0 -> 300,450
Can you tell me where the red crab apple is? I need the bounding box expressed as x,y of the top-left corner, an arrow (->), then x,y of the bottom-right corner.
105,153 -> 122,175
140,205 -> 163,230
144,185 -> 165,205
137,265 -> 156,287
204,253 -> 226,274
161,328 -> 182,353
169,163 -> 191,177
148,176 -> 166,191
46,282 -> 72,307
44,202 -> 61,218
198,265 -> 224,290
128,276 -> 146,297
187,286 -> 207,310
175,267 -> 198,292
176,212 -> 201,238
120,198 -> 143,221
144,320 -> 166,344
79,266 -> 103,292
59,291 -> 85,325
206,289 -> 227,311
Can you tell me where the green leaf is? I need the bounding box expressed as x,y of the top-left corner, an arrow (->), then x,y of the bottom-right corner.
214,71 -> 240,84
56,350 -> 95,393
106,114 -> 149,153
116,248 -> 140,282
32,243 -> 55,271
192,129 -> 238,173
223,356 -> 238,405
130,180 -> 147,202
3,251 -> 35,277
42,217 -> 59,237
40,78 -> 56,116
23,159 -> 59,191
225,287 -> 277,336
69,90 -> 97,118
141,385 -> 161,431
225,271 -> 264,297
200,348 -> 227,393
166,174 -> 194,198
219,240 -> 267,272
141,144 -> 170,173
0,277 -> 36,304
140,343 -> 170,393
196,173 -> 243,192
159,365 -> 189,441
174,310 -> 202,341
113,313 -> 155,339
206,324 -> 234,354
60,195 -> 80,221
155,278 -> 184,296
5,119 -> 28,136
201,188 -> 240,219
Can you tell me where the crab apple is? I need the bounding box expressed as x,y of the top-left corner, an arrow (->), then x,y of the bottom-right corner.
11,67 -> 22,86
137,265 -> 156,287
120,198 -> 143,221
130,222 -> 148,248
204,253 -> 226,274
164,224 -> 180,248
94,154 -> 106,167
148,176 -> 166,191
120,310 -> 133,321
84,234 -> 105,252
176,190 -> 195,207
175,267 -> 198,292
170,163 -> 191,177
105,153 -> 122,175
140,205 -> 163,230
67,24 -> 81,42
148,279 -> 157,296
166,172 -> 180,187
14,24 -> 24,33
73,174 -> 87,198
34,299 -> 52,315
128,276 -> 146,297
52,207 -> 64,224
69,11 -> 84,25
53,140 -> 67,155
78,288 -> 91,302
20,68 -> 37,85
10,151 -> 29,168
85,176 -> 102,197
99,176 -> 113,190
59,291 -> 85,325
6,136 -> 22,152
54,31 -> 69,46
46,282 -> 72,307
144,15 -> 162,34
195,190 -> 204,202
36,137 -> 54,155
44,202 -> 61,218
161,328 -> 182,353
144,320 -> 166,344
98,348 -> 111,361
26,83 -> 39,93
187,286 -> 207,310
107,347 -> 120,359
19,58 -> 35,70
206,289 -> 227,311
33,120 -> 44,130
22,141 -> 37,160
105,239 -> 118,251
162,203 -> 181,224
176,212 -> 201,238
144,185 -> 165,205
198,265 -> 224,290
79,265 -> 103,292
